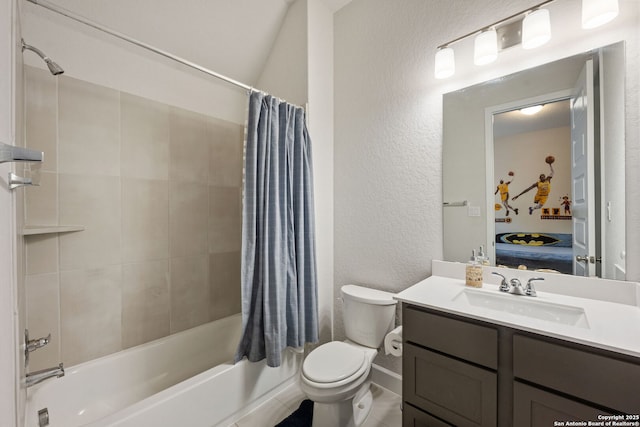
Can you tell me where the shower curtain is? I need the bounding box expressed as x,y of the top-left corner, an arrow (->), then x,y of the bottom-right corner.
234,91 -> 319,368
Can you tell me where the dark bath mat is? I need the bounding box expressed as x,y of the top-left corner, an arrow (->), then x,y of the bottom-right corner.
275,399 -> 313,427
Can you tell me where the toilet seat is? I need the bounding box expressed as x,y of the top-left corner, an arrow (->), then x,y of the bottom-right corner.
302,342 -> 369,389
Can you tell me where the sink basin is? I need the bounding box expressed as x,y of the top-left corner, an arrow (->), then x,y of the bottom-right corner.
451,288 -> 590,328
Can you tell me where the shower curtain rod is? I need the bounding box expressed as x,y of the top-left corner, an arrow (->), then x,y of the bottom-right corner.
26,0 -> 253,92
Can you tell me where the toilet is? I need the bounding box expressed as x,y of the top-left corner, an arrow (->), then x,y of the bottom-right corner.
300,285 -> 397,427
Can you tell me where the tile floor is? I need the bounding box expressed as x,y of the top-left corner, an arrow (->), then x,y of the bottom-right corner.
227,381 -> 402,427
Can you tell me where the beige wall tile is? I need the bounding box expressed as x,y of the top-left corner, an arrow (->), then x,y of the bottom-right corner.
59,174 -> 121,270
209,119 -> 243,187
209,186 -> 242,253
121,93 -> 170,180
169,107 -> 210,183
58,76 -> 120,176
122,178 -> 169,262
169,181 -> 209,257
170,255 -> 209,333
25,234 -> 58,275
209,251 -> 241,321
25,171 -> 57,226
25,74 -> 245,367
25,66 -> 58,172
60,266 -> 122,366
25,273 -> 60,371
122,261 -> 170,348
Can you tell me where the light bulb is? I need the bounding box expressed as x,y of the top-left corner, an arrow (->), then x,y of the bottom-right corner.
434,47 -> 455,79
582,0 -> 619,29
522,9 -> 551,49
474,29 -> 498,66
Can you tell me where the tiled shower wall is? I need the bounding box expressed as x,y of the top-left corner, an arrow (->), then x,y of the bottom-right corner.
24,66 -> 243,369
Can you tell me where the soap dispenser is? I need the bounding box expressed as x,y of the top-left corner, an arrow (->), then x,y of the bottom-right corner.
477,245 -> 490,266
465,250 -> 483,288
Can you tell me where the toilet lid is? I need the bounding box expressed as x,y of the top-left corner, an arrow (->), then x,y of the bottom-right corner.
302,342 -> 366,383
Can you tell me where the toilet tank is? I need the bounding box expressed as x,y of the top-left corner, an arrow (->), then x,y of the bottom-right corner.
341,285 -> 397,348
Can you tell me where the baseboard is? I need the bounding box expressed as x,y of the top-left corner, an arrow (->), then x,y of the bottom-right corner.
371,363 -> 402,396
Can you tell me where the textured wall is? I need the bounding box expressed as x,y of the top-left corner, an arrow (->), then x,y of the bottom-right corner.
334,0 -> 640,375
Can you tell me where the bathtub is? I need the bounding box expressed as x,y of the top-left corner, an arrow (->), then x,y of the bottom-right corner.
25,314 -> 301,427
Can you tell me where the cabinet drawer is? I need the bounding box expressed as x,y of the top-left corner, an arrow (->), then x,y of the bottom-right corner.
403,404 -> 453,427
404,343 -> 497,427
514,381 -> 613,425
404,305 -> 498,369
513,334 -> 640,413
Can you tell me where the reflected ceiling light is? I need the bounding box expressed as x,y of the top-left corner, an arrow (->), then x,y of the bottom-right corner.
521,105 -> 544,115
474,29 -> 498,66
522,9 -> 551,49
434,47 -> 455,79
582,0 -> 619,29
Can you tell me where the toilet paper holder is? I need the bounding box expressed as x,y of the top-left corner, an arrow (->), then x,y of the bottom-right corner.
384,326 -> 403,356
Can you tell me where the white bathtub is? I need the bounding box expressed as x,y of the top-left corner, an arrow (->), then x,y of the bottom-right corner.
25,314 -> 301,427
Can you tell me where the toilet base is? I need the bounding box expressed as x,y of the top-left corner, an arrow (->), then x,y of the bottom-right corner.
311,382 -> 373,427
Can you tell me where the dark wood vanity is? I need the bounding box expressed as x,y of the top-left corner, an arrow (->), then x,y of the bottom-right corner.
402,303 -> 640,427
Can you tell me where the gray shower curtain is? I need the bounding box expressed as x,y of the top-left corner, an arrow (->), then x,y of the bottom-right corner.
234,91 -> 319,368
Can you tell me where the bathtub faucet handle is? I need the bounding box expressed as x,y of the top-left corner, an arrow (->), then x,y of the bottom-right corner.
25,329 -> 52,368
27,333 -> 51,353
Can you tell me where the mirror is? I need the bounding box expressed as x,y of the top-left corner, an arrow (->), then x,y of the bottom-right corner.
443,42 -> 626,280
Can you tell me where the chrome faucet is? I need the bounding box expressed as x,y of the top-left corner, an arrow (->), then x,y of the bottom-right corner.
492,272 -> 510,292
24,329 -> 52,368
26,363 -> 64,388
524,277 -> 544,297
491,272 -> 544,297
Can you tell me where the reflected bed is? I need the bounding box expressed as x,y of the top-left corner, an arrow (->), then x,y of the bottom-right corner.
495,232 -> 573,273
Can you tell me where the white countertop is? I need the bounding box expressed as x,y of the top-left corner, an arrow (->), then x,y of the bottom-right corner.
395,261 -> 640,358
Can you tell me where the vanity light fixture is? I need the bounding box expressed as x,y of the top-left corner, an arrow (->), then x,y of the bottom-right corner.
522,9 -> 551,49
434,47 -> 455,79
474,29 -> 498,65
520,105 -> 544,115
434,0 -> 620,79
582,0 -> 619,29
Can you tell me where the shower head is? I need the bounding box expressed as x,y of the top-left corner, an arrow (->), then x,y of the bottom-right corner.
21,39 -> 64,75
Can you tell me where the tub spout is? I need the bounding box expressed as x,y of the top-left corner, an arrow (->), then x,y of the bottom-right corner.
26,363 -> 64,388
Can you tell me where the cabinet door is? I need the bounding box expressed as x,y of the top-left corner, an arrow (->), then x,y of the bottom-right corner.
514,382 -> 614,426
404,343 -> 497,427
513,334 -> 640,412
404,305 -> 498,369
403,404 -> 453,427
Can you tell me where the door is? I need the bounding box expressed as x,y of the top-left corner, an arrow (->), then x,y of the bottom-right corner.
571,59 -> 596,277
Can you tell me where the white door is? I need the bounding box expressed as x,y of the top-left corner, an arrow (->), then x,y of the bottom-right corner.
571,59 -> 596,277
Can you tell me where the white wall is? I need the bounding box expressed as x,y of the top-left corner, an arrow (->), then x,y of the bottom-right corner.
307,0 -> 334,343
21,2 -> 248,124
256,0 -> 308,107
334,0 -> 640,375
494,126 -> 573,235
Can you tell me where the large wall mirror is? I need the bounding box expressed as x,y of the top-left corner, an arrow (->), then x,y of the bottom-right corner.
443,42 -> 626,280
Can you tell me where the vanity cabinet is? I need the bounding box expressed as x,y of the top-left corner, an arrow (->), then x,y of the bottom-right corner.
402,303 -> 640,427
513,382 -> 612,424
512,334 -> 640,423
403,305 -> 498,427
